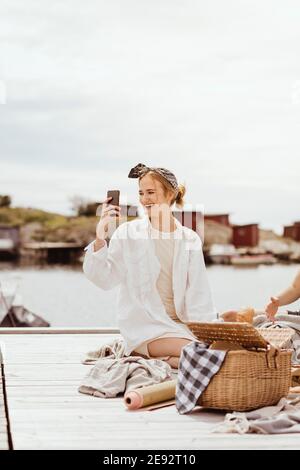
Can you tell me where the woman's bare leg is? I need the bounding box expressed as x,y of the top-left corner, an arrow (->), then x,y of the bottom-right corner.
147,337 -> 192,368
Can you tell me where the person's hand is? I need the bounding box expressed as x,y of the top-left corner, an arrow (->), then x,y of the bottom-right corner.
96,197 -> 121,240
265,297 -> 280,322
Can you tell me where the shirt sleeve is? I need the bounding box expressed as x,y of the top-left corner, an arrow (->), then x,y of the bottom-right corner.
82,229 -> 126,291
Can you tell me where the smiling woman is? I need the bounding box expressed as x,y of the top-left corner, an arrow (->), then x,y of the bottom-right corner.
83,163 -> 217,369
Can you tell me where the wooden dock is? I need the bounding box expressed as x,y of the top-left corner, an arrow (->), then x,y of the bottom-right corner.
0,225 -> 20,260
21,242 -> 84,263
0,328 -> 300,450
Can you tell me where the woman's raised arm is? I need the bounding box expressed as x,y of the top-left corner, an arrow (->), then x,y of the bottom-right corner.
83,197 -> 126,290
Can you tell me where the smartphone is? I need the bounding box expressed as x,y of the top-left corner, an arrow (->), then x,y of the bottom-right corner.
107,190 -> 120,207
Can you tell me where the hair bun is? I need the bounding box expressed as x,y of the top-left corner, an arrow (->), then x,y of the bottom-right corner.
175,184 -> 186,208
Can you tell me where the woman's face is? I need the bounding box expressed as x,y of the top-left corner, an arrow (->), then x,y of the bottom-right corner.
138,173 -> 172,216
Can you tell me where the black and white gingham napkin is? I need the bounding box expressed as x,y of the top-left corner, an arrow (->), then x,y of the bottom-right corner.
175,342 -> 227,414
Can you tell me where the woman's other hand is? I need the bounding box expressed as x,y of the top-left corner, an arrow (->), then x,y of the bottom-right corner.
265,296 -> 280,322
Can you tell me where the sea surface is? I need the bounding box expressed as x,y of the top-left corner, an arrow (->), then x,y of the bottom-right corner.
0,262 -> 299,327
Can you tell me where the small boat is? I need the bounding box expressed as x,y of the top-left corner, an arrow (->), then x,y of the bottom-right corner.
230,254 -> 277,266
0,278 -> 50,327
208,244 -> 237,265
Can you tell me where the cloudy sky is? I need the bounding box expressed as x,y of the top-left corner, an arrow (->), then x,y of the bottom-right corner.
1,0 -> 300,232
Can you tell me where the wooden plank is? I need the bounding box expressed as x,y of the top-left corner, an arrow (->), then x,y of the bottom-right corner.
4,364 -> 92,382
0,333 -> 117,341
0,334 -> 120,366
8,432 -> 300,451
0,335 -> 119,351
23,242 -> 83,249
0,327 -> 120,335
6,388 -> 99,397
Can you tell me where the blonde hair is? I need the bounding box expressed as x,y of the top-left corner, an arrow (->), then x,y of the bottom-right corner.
140,171 -> 186,209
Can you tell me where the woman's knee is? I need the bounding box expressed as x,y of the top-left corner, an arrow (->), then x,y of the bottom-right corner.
165,356 -> 179,369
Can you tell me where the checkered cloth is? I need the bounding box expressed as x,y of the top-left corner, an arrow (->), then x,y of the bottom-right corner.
175,342 -> 227,414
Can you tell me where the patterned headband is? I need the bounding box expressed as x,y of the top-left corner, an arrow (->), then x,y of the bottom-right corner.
128,163 -> 179,194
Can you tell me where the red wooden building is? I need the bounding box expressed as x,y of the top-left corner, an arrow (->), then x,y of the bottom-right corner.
204,214 -> 231,227
283,222 -> 300,242
173,211 -> 203,236
232,224 -> 259,248
283,225 -> 297,240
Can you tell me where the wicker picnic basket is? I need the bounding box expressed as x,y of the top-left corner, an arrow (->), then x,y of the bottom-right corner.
186,322 -> 293,412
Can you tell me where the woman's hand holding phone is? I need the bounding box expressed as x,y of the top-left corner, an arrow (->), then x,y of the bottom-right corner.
95,197 -> 121,249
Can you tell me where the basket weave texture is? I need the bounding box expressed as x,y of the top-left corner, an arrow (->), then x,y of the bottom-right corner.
186,322 -> 292,411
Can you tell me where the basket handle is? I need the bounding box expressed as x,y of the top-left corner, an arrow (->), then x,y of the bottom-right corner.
266,346 -> 279,369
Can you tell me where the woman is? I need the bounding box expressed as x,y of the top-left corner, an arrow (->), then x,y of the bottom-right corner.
83,163 -> 217,368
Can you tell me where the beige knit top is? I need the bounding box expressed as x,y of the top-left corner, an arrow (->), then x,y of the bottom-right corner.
150,225 -> 180,323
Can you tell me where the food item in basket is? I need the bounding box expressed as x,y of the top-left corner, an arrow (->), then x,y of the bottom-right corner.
237,307 -> 255,324
221,307 -> 255,324
220,311 -> 239,322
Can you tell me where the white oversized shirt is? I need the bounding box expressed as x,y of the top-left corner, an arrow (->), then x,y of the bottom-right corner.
83,215 -> 217,355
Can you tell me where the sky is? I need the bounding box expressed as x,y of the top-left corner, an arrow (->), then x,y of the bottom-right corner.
0,0 -> 300,233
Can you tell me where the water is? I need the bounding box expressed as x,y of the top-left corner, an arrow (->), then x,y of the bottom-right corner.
0,262 -> 299,327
